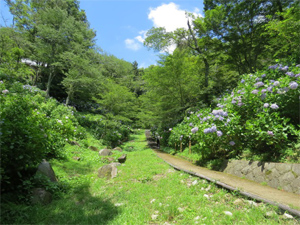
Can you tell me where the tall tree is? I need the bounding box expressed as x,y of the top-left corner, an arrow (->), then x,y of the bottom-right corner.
6,0 -> 96,97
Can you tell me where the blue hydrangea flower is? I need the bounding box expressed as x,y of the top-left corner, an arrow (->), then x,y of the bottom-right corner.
229,141 -> 235,146
286,72 -> 294,77
263,103 -> 269,108
211,126 -> 217,132
273,81 -> 280,86
189,122 -> 193,127
255,77 -> 260,82
268,64 -> 278,70
267,131 -> 274,136
204,128 -> 212,134
241,79 -> 245,83
217,131 -> 223,137
191,127 -> 198,134
254,82 -> 264,87
251,90 -> 259,94
270,104 -> 279,109
289,81 -> 298,90
267,86 -> 273,92
261,74 -> 266,78
295,74 -> 300,78
280,66 -> 289,71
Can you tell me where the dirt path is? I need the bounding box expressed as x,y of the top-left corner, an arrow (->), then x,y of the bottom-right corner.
145,130 -> 300,217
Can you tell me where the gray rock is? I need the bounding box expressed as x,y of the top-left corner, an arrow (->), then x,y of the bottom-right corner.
113,147 -> 123,152
98,164 -> 118,179
32,188 -> 52,205
99,149 -> 113,156
37,159 -> 57,182
233,199 -> 244,206
89,146 -> 99,151
73,156 -> 81,161
110,162 -> 122,167
118,154 -> 127,163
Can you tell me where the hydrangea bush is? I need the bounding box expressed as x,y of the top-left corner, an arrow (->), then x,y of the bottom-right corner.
0,81 -> 84,192
167,64 -> 300,163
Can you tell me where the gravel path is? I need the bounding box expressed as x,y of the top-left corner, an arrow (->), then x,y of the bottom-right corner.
145,130 -> 300,217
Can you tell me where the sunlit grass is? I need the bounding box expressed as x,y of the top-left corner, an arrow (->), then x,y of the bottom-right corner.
1,130 -> 299,224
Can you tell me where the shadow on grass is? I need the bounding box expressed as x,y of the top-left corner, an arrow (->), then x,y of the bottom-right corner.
1,183 -> 120,224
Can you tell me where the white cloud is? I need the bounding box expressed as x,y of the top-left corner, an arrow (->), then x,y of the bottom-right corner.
135,30 -> 147,43
148,2 -> 202,32
125,38 -> 141,51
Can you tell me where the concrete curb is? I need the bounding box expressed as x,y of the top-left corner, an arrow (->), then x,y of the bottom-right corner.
154,150 -> 300,218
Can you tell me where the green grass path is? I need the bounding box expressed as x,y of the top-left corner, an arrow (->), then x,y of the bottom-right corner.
2,130 -> 299,224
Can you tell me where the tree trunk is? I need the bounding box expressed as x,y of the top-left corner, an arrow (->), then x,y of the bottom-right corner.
46,67 -> 55,98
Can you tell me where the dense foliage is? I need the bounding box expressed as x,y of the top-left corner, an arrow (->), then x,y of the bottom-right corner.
0,80 -> 84,192
165,64 -> 300,163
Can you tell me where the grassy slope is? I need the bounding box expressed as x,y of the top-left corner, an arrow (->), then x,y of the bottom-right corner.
1,130 -> 299,224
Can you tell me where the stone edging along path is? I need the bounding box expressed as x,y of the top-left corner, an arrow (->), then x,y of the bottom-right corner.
145,130 -> 300,217
221,160 -> 300,194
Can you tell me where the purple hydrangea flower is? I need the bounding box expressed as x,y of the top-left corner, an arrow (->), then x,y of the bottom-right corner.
254,82 -> 264,87
261,74 -> 266,78
241,79 -> 245,83
191,127 -> 198,134
189,123 -> 193,127
255,77 -> 260,82
217,103 -> 224,108
270,80 -> 275,83
273,81 -> 280,86
295,74 -> 300,78
217,131 -> 223,137
251,90 -> 259,94
231,99 -> 236,104
286,72 -> 294,77
261,93 -> 266,100
169,128 -> 172,131
229,141 -> 235,146
270,104 -> 279,109
267,86 -> 273,92
219,116 -> 224,121
227,118 -> 231,123
204,128 -> 212,134
187,117 -> 190,120
263,103 -> 269,108
261,89 -> 267,93
180,135 -> 183,141
280,66 -> 289,71
268,65 -> 278,70
211,126 -> 217,132
267,131 -> 274,136
2,89 -> 9,94
289,81 -> 298,90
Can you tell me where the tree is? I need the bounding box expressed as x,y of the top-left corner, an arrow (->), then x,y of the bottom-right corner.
6,0 -> 96,97
203,0 -> 295,73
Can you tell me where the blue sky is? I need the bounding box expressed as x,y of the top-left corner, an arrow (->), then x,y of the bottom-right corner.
0,0 -> 204,68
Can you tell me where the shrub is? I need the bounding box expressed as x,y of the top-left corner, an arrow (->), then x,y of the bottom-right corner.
0,81 -> 83,192
166,63 -> 300,162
